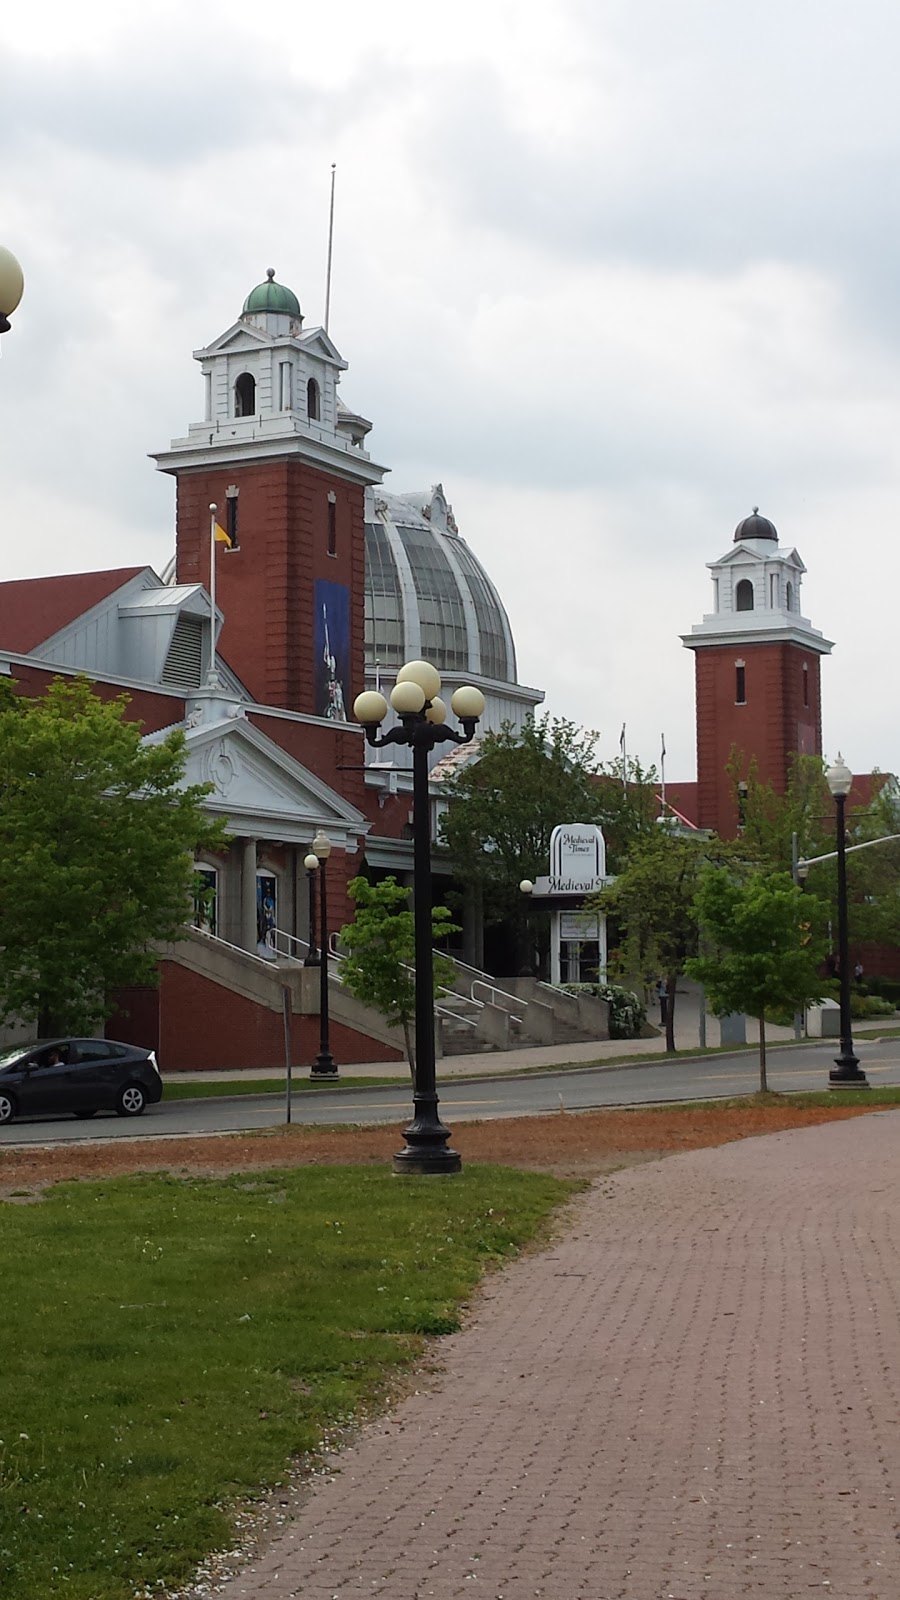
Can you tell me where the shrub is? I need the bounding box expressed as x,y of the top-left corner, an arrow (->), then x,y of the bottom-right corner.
863,976 -> 900,1006
557,982 -> 646,1040
849,993 -> 895,1019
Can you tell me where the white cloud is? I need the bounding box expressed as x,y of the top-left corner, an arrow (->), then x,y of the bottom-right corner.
1,0 -> 899,784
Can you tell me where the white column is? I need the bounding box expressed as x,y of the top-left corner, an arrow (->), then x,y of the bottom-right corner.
241,838 -> 257,953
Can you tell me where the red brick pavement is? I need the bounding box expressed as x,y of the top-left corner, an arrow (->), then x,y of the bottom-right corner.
199,1114 -> 900,1599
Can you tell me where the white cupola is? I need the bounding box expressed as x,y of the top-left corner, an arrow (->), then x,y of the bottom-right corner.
152,269 -> 386,488
683,508 -> 833,656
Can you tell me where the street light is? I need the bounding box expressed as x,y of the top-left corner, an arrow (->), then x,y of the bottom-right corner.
0,248 -> 24,336
303,851 -> 320,967
825,755 -> 869,1090
354,660 -> 485,1174
309,829 -> 338,1079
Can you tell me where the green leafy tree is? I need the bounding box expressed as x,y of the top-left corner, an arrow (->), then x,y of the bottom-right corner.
439,715 -> 604,969
687,868 -> 828,1092
0,676 -> 226,1034
727,751 -> 832,872
593,828 -> 709,1052
729,750 -> 900,958
338,876 -> 459,1081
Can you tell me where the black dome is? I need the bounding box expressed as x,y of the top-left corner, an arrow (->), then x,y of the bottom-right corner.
734,507 -> 777,542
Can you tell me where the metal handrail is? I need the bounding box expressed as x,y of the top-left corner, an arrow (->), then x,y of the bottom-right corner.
186,924 -> 280,970
471,977 -> 528,1013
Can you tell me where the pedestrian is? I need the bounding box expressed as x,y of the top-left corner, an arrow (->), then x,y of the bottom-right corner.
656,978 -> 668,1027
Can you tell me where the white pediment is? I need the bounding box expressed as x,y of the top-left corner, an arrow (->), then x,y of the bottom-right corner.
150,714 -> 367,847
195,321 -> 273,358
297,326 -> 348,369
710,543 -> 805,573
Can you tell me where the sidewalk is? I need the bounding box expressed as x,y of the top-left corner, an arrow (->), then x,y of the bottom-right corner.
173,1012 -> 805,1082
185,1110 -> 900,1599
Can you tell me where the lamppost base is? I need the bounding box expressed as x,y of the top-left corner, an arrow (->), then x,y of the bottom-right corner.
828,1069 -> 870,1090
309,1054 -> 339,1080
393,1142 -> 462,1176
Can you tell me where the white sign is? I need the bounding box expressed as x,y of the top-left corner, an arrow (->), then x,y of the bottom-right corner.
560,912 -> 600,942
547,823 -> 607,894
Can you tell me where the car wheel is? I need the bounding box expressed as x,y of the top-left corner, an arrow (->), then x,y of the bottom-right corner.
0,1091 -> 15,1125
74,1109 -> 98,1119
116,1083 -> 146,1118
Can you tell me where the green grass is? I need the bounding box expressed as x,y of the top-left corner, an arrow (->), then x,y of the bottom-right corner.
640,1086 -> 900,1112
0,1165 -> 575,1600
162,1074 -> 402,1099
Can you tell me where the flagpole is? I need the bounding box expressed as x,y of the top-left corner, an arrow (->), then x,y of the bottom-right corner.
660,733 -> 667,813
324,163 -> 337,334
208,502 -> 218,687
620,723 -> 627,794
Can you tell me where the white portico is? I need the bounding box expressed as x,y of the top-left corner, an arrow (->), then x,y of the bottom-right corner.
143,689 -> 367,957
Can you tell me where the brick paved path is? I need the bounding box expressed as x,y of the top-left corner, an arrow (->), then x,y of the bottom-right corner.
211,1114 -> 900,1599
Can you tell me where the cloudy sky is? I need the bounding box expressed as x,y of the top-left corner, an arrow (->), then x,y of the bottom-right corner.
1,0 -> 897,780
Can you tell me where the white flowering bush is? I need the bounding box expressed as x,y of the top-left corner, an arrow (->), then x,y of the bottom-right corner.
557,982 -> 646,1040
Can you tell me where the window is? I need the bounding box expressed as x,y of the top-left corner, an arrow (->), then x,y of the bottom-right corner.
194,867 -> 218,936
327,492 -> 337,556
737,782 -> 748,828
712,577 -> 719,612
736,662 -> 746,704
769,572 -> 779,608
279,361 -> 293,410
786,580 -> 794,612
204,372 -> 212,422
226,489 -> 239,550
307,377 -> 320,420
234,372 -> 256,416
735,578 -> 754,612
802,663 -> 809,707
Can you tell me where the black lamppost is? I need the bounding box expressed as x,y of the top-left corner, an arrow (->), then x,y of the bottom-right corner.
826,755 -> 869,1090
303,850 -> 320,966
354,660 -> 484,1174
0,248 -> 24,337
309,829 -> 338,1079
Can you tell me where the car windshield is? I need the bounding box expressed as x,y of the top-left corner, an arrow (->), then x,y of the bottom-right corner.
0,1046 -> 36,1065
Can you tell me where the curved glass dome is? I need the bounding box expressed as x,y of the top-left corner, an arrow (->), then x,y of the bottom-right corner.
365,487 -> 517,684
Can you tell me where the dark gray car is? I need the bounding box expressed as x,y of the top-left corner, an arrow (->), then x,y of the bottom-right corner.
0,1038 -> 163,1124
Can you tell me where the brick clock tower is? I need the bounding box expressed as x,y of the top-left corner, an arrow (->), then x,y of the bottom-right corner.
153,269 -> 387,716
682,509 -> 833,837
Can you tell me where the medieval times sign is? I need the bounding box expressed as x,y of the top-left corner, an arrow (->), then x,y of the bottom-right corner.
532,823 -> 608,897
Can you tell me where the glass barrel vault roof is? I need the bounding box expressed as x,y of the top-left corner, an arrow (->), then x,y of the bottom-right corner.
364,492 -> 516,683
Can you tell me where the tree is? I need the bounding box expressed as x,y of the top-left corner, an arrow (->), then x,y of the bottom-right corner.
686,868 -> 828,1092
0,677 -> 226,1034
338,876 -> 459,1081
439,715 -> 604,968
593,828 -> 709,1051
728,750 -> 900,957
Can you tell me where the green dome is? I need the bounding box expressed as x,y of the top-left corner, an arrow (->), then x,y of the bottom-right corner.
242,268 -> 301,319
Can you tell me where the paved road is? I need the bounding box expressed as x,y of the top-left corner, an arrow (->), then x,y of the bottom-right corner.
2,1037 -> 898,1145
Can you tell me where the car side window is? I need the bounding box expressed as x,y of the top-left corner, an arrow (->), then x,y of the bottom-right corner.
72,1041 -> 111,1064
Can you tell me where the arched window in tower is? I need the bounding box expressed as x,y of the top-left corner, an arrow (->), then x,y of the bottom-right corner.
786,580 -> 794,612
802,662 -> 809,708
307,378 -> 320,421
769,572 -> 779,608
234,372 -> 256,417
735,578 -> 754,612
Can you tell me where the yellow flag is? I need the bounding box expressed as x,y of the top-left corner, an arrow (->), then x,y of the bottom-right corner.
214,522 -> 232,547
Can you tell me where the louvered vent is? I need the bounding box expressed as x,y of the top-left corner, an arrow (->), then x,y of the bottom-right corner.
162,615 -> 204,688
